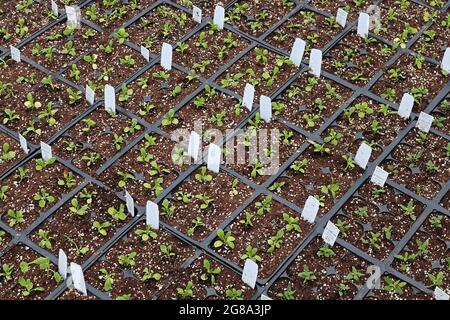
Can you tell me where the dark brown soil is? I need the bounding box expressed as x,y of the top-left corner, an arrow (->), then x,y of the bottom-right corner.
174,0 -> 234,17
267,238 -> 370,300
0,131 -> 26,177
309,0 -> 372,24
412,12 -> 450,61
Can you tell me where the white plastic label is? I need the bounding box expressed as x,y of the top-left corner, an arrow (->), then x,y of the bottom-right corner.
85,85 -> 95,105
434,287 -> 450,300
398,93 -> 414,119
260,95 -> 272,123
441,47 -> 450,73
370,166 -> 389,187
193,6 -> 202,23
70,262 -> 87,295
260,294 -> 272,300
104,84 -> 115,113
161,43 -> 172,71
125,190 -> 134,217
357,13 -> 370,38
309,49 -> 322,77
355,142 -> 372,169
416,112 -> 434,133
51,0 -> 59,16
322,220 -> 340,246
243,83 -> 255,111
242,259 -> 258,289
19,133 -> 29,154
58,249 -> 67,279
290,38 -> 306,67
213,5 -> 225,29
207,143 -> 221,173
10,46 -> 21,62
188,131 -> 200,161
146,201 -> 159,230
40,141 -> 53,162
336,8 -> 348,27
301,196 -> 320,223
141,45 -> 150,62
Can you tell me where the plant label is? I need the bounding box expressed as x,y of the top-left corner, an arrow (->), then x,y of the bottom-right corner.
290,38 -> 306,67
322,220 -> 340,246
51,0 -> 59,16
416,112 -> 434,133
58,249 -> 67,279
161,43 -> 172,71
10,46 -> 21,62
146,201 -> 159,230
441,47 -> 450,73
260,294 -> 272,300
355,142 -> 372,169
65,6 -> 80,28
243,83 -> 255,111
40,141 -> 53,162
434,287 -> 449,300
125,190 -> 134,217
141,45 -> 150,62
336,8 -> 348,27
260,95 -> 272,122
242,259 -> 258,289
309,49 -> 322,78
357,13 -> 370,38
104,84 -> 116,113
85,84 -> 95,105
370,166 -> 389,187
398,93 -> 414,119
19,133 -> 29,154
188,131 -> 200,161
207,143 -> 221,173
70,262 -> 87,295
193,6 -> 202,23
301,196 -> 320,223
213,5 -> 225,30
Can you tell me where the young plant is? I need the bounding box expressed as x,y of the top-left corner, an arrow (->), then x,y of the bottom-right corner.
200,259 -> 221,285
214,229 -> 235,249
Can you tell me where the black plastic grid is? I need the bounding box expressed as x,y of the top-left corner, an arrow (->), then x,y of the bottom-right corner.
0,0 -> 448,300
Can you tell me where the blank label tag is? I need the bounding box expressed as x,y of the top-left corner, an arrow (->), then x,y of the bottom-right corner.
260,294 -> 272,300
398,93 -> 414,119
309,49 -> 322,77
242,259 -> 258,289
51,0 -> 59,16
10,46 -> 21,62
40,141 -> 53,162
193,6 -> 202,23
146,201 -> 159,230
290,38 -> 306,67
370,166 -> 389,187
104,84 -> 115,113
355,142 -> 372,169
141,45 -> 150,62
19,133 -> 29,154
65,6 -> 80,27
213,5 -> 225,29
125,190 -> 134,217
441,48 -> 450,72
243,83 -> 255,111
207,143 -> 221,173
322,220 -> 340,246
188,131 -> 200,161
357,13 -> 370,38
336,8 -> 348,27
58,249 -> 67,279
70,262 -> 87,296
416,112 -> 434,133
85,85 -> 95,105
161,43 -> 172,71
434,287 -> 449,300
301,196 -> 320,223
260,95 -> 272,122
